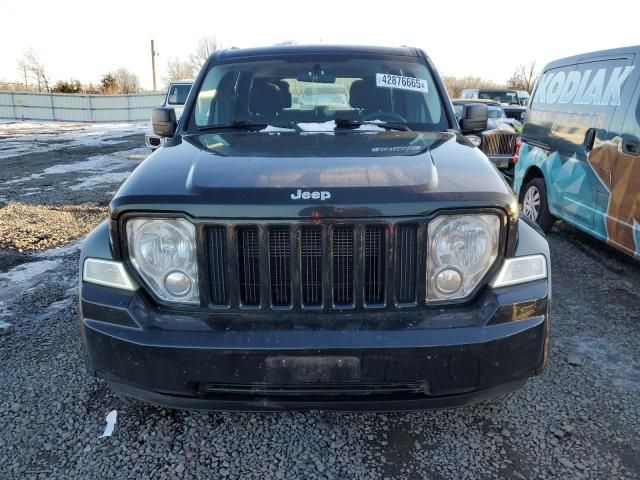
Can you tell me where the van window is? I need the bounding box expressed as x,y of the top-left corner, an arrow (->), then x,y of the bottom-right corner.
526,58 -> 635,149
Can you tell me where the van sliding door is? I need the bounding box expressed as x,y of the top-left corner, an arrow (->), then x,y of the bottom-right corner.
606,69 -> 640,256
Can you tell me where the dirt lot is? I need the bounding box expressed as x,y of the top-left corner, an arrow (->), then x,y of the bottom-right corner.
0,122 -> 638,480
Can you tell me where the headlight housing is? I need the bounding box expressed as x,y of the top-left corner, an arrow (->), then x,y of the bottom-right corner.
126,218 -> 199,304
427,214 -> 500,301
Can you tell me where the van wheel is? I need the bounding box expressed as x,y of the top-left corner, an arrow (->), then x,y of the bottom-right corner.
521,178 -> 555,232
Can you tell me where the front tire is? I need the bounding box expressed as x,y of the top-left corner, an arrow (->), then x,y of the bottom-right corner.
521,177 -> 555,232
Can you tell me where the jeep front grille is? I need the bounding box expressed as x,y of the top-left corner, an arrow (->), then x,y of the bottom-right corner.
269,227 -> 291,306
364,225 -> 385,304
206,221 -> 423,311
300,227 -> 322,306
333,226 -> 354,305
237,227 -> 260,306
481,131 -> 517,156
208,227 -> 228,305
395,224 -> 417,304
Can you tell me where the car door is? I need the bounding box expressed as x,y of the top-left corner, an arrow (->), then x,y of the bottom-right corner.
604,70 -> 640,256
546,56 -> 635,232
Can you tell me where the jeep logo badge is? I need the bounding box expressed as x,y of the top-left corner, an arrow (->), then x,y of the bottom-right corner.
290,189 -> 331,201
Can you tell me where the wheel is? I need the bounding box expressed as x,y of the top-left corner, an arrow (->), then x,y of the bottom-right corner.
521,177 -> 555,232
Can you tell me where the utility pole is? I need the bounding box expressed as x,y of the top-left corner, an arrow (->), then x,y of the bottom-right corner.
150,39 -> 158,91
23,66 -> 28,90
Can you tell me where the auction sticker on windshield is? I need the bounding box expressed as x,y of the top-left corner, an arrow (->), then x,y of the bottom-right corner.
376,73 -> 428,93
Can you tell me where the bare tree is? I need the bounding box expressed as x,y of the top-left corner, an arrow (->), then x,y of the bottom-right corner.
189,36 -> 221,72
507,62 -> 539,93
113,68 -> 141,94
52,79 -> 83,94
442,75 -> 506,98
18,49 -> 51,92
100,73 -> 118,94
163,58 -> 196,85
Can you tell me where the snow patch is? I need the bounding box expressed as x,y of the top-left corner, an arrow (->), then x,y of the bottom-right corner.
0,122 -> 147,160
0,259 -> 62,321
298,121 -> 337,132
355,124 -> 386,132
261,125 -> 295,133
4,148 -> 147,187
0,243 -> 80,323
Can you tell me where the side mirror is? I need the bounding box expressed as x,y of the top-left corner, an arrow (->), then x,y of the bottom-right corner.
459,103 -> 488,135
152,107 -> 177,138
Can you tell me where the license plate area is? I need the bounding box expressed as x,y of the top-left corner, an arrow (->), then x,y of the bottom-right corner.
265,356 -> 361,384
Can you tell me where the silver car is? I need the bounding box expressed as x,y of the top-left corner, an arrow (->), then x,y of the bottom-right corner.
145,80 -> 194,150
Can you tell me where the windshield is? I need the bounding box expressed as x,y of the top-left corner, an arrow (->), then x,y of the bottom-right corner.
478,91 -> 519,105
300,85 -> 349,109
191,55 -> 448,131
167,84 -> 192,105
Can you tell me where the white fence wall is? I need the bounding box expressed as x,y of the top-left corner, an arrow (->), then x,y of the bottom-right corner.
0,91 -> 166,122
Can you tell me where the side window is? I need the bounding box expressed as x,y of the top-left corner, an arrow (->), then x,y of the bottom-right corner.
526,60 -> 634,147
621,77 -> 640,140
194,70 -> 242,126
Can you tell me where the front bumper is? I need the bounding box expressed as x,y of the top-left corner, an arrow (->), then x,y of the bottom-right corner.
82,301 -> 546,411
79,219 -> 551,411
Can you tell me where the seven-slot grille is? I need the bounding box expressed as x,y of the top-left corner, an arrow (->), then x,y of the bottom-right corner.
480,131 -> 517,156
207,223 -> 420,310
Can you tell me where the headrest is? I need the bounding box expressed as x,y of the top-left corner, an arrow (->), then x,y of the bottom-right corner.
249,82 -> 283,115
271,80 -> 292,108
349,79 -> 392,111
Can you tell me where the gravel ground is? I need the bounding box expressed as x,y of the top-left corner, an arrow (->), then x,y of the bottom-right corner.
0,203 -> 107,251
0,123 -> 639,480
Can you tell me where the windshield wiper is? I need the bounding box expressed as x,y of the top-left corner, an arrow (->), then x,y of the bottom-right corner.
334,119 -> 411,132
198,120 -> 300,132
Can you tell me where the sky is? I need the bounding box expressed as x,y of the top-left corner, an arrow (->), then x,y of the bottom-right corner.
1,0 -> 639,90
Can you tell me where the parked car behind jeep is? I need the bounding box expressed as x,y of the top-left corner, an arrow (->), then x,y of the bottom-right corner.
452,98 -> 519,175
461,88 -> 527,122
80,45 -> 551,411
144,80 -> 193,150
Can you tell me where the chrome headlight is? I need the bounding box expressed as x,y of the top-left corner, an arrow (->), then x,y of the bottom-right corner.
427,214 -> 500,301
126,218 -> 199,304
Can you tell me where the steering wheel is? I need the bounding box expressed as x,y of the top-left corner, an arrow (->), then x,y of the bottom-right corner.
362,111 -> 408,123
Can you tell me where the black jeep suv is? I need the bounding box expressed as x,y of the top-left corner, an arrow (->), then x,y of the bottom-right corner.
79,45 -> 551,411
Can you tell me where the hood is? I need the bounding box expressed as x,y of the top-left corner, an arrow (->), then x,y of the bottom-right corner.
112,129 -> 515,219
